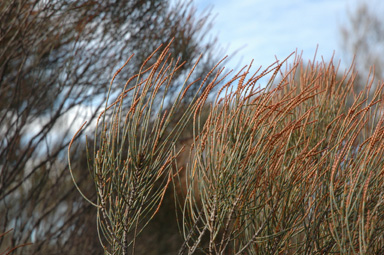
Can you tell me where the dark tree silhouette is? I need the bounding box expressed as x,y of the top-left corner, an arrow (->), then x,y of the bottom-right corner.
341,0 -> 384,86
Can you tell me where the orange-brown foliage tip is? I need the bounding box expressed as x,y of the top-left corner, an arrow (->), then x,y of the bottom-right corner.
69,47 -> 384,254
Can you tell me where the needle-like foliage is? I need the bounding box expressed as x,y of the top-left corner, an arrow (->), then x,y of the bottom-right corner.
179,55 -> 384,254
70,47 -> 384,254
68,43 -> 224,254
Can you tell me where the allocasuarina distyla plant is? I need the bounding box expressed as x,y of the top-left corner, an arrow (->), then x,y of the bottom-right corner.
177,56 -> 384,254
68,42 -> 227,254
69,43 -> 384,254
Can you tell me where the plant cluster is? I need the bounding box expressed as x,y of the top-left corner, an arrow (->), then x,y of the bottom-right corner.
69,46 -> 384,254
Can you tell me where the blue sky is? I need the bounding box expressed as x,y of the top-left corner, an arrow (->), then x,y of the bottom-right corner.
194,0 -> 358,71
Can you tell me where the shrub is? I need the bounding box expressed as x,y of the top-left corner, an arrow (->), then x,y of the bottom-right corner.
69,46 -> 384,254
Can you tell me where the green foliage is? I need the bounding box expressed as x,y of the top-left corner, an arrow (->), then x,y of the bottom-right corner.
69,43 -> 223,254
70,49 -> 384,254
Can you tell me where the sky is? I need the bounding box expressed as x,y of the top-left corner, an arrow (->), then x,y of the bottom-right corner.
193,0 -> 358,72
